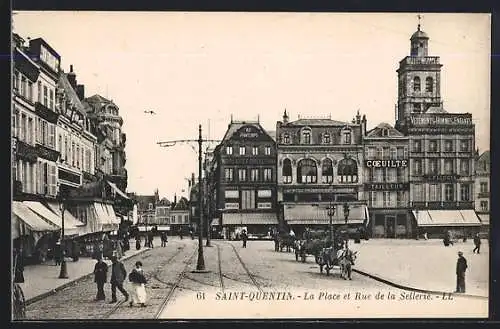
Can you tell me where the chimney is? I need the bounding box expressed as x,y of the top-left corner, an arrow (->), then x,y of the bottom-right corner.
67,65 -> 77,89
191,173 -> 195,187
76,84 -> 85,100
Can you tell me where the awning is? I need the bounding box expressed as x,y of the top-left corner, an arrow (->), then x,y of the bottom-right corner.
46,202 -> 86,228
107,181 -> 130,200
284,204 -> 367,225
412,210 -> 481,227
478,214 -> 489,225
104,204 -> 121,225
12,201 -> 59,235
23,201 -> 82,236
222,213 -> 278,225
211,218 -> 220,226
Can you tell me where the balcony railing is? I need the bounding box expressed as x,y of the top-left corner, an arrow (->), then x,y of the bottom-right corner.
401,56 -> 440,65
410,201 -> 474,209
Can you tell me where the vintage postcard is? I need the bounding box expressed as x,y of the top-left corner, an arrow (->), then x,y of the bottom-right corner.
11,12 -> 490,320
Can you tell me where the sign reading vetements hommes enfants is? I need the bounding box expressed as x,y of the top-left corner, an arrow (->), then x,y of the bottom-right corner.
408,114 -> 473,126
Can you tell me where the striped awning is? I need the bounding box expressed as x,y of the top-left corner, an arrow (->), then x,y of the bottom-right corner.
478,214 -> 489,225
12,201 -> 59,237
211,218 -> 220,226
24,201 -> 82,236
284,204 -> 368,225
412,210 -> 481,227
107,181 -> 131,200
222,212 -> 278,225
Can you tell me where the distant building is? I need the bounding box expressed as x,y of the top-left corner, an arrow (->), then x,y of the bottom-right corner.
363,123 -> 410,238
474,151 -> 490,233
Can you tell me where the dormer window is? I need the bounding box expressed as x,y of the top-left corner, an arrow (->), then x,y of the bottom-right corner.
283,133 -> 290,144
381,129 -> 389,137
341,128 -> 352,145
226,145 -> 233,155
413,76 -> 421,92
301,129 -> 311,144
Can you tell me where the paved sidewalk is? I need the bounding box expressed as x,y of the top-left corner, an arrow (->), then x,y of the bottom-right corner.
348,238 -> 489,297
19,238 -> 154,302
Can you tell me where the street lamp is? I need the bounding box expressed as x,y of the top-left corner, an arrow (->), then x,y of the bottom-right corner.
343,202 -> 350,249
57,189 -> 68,279
326,203 -> 335,245
195,124 -> 207,271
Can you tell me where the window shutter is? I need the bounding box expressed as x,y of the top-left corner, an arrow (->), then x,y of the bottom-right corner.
49,124 -> 55,148
49,164 -> 57,196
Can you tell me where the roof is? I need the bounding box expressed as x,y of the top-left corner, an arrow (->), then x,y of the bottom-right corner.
478,151 -> 490,163
58,72 -> 86,115
221,121 -> 274,142
173,197 -> 189,210
267,130 -> 276,142
133,195 -> 157,211
366,122 -> 405,138
411,29 -> 429,40
286,118 -> 349,126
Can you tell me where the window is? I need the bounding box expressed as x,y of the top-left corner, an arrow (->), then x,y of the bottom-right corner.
302,130 -> 311,144
11,113 -> 17,139
387,168 -> 396,182
390,148 -> 397,159
252,146 -> 258,155
226,146 -> 233,155
397,191 -> 406,207
384,192 -> 395,207
413,184 -> 423,201
445,184 -> 454,202
444,159 -> 454,175
49,90 -> 54,109
429,140 -> 438,152
412,159 -> 422,175
283,134 -> 290,144
460,140 -> 469,152
224,168 -> 234,181
480,201 -> 488,212
297,159 -> 317,183
444,140 -> 453,152
382,129 -> 389,137
480,182 -> 488,194
460,184 -> 470,201
396,147 -> 405,159
413,103 -> 421,113
425,77 -> 433,92
250,168 -> 259,181
20,114 -> 26,141
283,158 -> 292,184
374,168 -> 383,182
428,159 -> 439,175
368,147 -> 376,158
376,147 -> 383,159
370,191 -> 378,207
263,168 -> 272,181
64,136 -> 68,162
413,76 -> 420,92
76,145 -> 80,168
37,81 -> 42,102
14,71 -> 19,90
20,76 -> 26,97
429,184 -> 441,201
264,146 -> 271,155
238,168 -> 246,181
239,146 -> 246,155
343,131 -> 352,144
338,158 -> 358,183
27,82 -> 33,101
241,190 -> 255,209
323,133 -> 331,144
321,158 -> 333,183
413,140 -> 422,152
460,159 -> 469,175
397,167 -> 405,181
43,86 -> 48,107
48,124 -> 55,148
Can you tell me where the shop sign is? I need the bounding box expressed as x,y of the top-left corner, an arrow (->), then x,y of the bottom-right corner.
423,174 -> 460,182
238,126 -> 260,138
409,115 -> 473,126
365,160 -> 408,168
364,183 -> 409,191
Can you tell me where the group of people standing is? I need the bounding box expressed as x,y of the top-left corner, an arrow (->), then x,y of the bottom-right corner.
93,256 -> 148,307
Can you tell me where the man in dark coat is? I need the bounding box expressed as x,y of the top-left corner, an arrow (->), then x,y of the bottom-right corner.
109,256 -> 129,303
93,256 -> 108,301
72,240 -> 80,262
241,230 -> 248,248
455,251 -> 468,293
473,233 -> 481,254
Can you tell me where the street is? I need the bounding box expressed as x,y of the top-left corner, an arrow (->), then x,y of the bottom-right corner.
25,238 -> 488,319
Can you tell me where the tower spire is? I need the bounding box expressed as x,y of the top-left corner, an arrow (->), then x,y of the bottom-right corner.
417,14 -> 422,31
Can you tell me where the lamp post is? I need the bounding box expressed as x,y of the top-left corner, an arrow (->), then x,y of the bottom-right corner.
58,190 -> 68,279
326,203 -> 335,245
196,124 -> 206,271
205,177 -> 212,247
343,202 -> 350,249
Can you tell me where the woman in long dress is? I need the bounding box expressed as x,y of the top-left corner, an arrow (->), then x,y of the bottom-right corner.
129,261 -> 147,307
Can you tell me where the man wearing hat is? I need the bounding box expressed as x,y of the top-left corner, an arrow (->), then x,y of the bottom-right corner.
109,255 -> 129,303
455,251 -> 468,293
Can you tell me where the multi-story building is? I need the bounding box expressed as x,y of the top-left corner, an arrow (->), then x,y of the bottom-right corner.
474,150 -> 490,234
363,123 -> 410,238
395,23 -> 481,238
213,119 -> 278,238
276,111 -> 369,236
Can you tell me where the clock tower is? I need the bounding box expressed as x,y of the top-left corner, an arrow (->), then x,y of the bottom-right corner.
395,21 -> 443,129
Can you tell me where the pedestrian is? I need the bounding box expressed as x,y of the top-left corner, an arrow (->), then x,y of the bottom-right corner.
241,230 -> 248,248
455,251 -> 468,293
161,232 -> 168,247
109,255 -> 129,303
473,233 -> 481,254
54,239 -> 62,266
135,236 -> 141,251
93,256 -> 108,301
14,248 -> 25,283
179,228 -> 183,240
72,240 -> 80,262
128,261 -> 147,307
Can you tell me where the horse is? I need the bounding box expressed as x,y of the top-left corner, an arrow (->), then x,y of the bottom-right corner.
278,233 -> 296,252
317,246 -> 337,275
336,248 -> 358,280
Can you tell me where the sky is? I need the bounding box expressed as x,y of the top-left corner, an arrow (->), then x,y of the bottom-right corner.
12,12 -> 491,200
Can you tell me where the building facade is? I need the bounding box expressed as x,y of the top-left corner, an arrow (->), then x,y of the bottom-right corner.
276,111 -> 369,236
213,120 -> 278,238
395,24 -> 481,238
474,151 -> 490,234
363,123 -> 411,238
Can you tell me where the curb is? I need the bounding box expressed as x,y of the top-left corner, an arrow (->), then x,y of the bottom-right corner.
352,268 -> 488,300
25,248 -> 151,306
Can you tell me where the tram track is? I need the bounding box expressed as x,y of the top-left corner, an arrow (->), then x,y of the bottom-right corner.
224,242 -> 264,293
